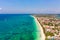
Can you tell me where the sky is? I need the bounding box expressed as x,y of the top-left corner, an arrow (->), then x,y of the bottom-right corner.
0,0 -> 60,14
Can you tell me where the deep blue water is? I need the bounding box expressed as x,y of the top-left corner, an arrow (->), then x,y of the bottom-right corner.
0,14 -> 37,40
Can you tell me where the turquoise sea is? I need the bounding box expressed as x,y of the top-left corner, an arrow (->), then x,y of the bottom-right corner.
0,14 -> 37,40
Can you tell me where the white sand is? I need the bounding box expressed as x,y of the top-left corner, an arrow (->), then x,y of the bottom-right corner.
31,16 -> 45,40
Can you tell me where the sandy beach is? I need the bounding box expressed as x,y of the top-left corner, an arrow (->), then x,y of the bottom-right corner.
32,16 -> 45,40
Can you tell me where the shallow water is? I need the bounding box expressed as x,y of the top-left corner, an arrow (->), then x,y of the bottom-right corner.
0,14 -> 37,40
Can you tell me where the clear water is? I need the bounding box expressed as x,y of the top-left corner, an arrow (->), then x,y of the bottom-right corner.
0,14 -> 37,40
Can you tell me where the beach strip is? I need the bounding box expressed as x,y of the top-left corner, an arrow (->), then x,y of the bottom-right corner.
32,16 -> 45,40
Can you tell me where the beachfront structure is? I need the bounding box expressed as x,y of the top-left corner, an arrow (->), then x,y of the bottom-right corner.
34,15 -> 60,40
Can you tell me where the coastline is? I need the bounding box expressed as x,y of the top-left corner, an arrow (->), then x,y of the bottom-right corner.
31,16 -> 45,40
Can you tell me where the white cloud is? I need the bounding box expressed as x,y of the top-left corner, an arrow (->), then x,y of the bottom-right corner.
0,8 -> 2,10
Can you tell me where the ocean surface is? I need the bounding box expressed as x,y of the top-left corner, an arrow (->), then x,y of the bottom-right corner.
0,14 -> 37,40
57,14 -> 60,19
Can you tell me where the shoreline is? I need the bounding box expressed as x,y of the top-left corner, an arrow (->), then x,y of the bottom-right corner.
31,16 -> 45,40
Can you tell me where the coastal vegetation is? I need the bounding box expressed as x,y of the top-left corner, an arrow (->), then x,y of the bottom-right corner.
33,14 -> 60,40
